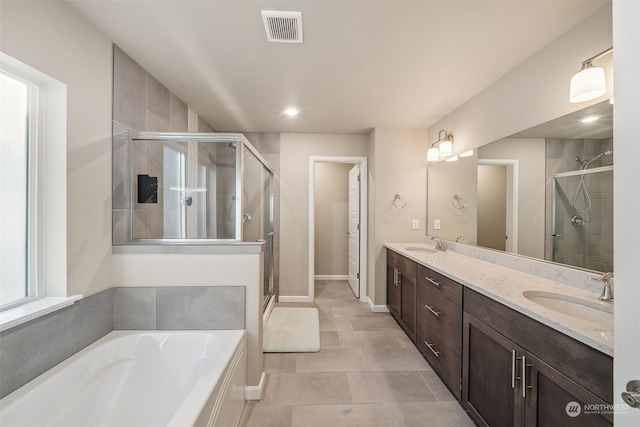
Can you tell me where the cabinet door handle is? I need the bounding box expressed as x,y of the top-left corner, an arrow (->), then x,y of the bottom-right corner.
424,276 -> 441,287
424,304 -> 440,317
511,350 -> 517,389
522,356 -> 533,398
522,355 -> 527,398
512,351 -> 522,389
394,268 -> 399,286
424,341 -> 440,358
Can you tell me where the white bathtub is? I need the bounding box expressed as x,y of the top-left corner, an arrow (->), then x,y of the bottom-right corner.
0,330 -> 246,427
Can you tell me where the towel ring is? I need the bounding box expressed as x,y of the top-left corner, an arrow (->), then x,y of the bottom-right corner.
393,194 -> 407,209
452,194 -> 467,210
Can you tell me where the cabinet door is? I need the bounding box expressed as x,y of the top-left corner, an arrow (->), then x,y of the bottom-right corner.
524,354 -> 613,426
386,265 -> 401,318
463,313 -> 525,427
399,272 -> 416,341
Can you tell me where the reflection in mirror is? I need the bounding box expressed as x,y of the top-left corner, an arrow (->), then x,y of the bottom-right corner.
427,100 -> 613,272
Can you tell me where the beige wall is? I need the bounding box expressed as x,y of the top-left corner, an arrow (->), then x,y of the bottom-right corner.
314,163 -> 352,276
279,133 -> 369,297
428,4 -> 613,154
369,128 -> 428,306
479,137 -> 546,258
477,165 -> 507,251
427,154 -> 478,244
1,1 -> 113,297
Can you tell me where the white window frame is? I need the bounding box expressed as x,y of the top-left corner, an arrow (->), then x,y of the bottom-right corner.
0,52 -> 80,331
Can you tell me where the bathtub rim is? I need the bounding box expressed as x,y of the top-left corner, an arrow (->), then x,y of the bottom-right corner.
0,329 -> 246,426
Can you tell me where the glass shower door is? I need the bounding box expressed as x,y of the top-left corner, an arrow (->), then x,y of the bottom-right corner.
242,146 -> 274,308
551,168 -> 613,271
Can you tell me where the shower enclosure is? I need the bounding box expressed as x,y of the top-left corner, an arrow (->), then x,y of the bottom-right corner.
550,165 -> 613,272
113,131 -> 275,307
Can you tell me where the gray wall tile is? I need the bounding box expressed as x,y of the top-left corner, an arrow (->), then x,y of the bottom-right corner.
0,290 -> 113,398
146,74 -> 170,122
113,46 -> 146,131
113,288 -> 156,329
156,286 -> 245,330
170,94 -> 188,132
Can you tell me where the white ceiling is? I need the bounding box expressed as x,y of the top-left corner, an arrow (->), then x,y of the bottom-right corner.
68,1 -> 607,135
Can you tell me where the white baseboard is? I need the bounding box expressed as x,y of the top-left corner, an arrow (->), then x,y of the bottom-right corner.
314,275 -> 349,281
278,295 -> 314,303
368,297 -> 390,313
245,372 -> 266,400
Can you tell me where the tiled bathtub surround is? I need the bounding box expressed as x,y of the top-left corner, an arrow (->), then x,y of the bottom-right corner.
0,290 -> 113,399
114,286 -> 245,330
0,286 -> 245,399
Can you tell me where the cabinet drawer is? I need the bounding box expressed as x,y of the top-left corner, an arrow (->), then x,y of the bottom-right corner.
417,284 -> 462,350
387,249 -> 417,279
417,318 -> 461,399
418,265 -> 462,306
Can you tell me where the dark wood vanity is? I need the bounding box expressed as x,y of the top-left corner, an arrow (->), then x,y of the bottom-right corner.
386,248 -> 613,426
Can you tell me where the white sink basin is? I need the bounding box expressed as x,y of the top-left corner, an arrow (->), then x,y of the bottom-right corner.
523,290 -> 613,328
404,246 -> 436,254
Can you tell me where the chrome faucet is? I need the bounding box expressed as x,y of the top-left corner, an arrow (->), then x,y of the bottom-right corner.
590,272 -> 614,301
431,235 -> 445,251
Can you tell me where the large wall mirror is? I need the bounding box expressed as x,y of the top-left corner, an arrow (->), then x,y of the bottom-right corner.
427,100 -> 613,273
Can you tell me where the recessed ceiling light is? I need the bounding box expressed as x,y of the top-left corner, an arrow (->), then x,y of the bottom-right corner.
581,116 -> 599,123
284,107 -> 299,116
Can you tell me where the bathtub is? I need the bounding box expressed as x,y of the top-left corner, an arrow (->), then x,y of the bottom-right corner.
0,330 -> 246,427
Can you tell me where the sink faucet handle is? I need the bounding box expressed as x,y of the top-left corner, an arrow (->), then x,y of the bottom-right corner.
590,272 -> 614,301
590,272 -> 614,284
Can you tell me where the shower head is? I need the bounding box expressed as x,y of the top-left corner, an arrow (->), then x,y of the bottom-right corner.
229,142 -> 237,149
582,149 -> 613,169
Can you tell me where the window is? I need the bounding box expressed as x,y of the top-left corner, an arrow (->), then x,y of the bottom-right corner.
0,70 -> 37,309
0,52 -> 74,327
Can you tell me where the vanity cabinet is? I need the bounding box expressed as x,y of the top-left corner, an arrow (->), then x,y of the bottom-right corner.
416,264 -> 463,398
386,249 -> 416,341
463,288 -> 613,426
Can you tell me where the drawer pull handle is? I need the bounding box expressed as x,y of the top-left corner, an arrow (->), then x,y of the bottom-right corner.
424,341 -> 440,357
424,304 -> 440,317
425,277 -> 441,287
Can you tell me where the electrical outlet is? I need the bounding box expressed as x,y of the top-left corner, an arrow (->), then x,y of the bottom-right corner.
434,219 -> 441,230
412,219 -> 419,230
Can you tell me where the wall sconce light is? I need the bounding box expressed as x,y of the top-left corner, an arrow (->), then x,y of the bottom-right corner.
428,130 -> 454,162
569,46 -> 612,103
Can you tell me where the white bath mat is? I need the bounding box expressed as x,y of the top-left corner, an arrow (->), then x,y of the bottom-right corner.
263,307 -> 320,353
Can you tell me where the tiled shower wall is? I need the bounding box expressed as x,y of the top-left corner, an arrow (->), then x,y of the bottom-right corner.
112,45 -> 281,296
545,137 -> 614,271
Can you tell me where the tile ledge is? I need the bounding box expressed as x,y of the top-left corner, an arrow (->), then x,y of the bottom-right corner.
0,295 -> 83,332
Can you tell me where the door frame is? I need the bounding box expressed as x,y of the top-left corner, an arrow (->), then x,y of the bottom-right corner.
477,159 -> 519,254
308,156 -> 368,302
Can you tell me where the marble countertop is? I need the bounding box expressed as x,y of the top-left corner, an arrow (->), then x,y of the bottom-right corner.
384,243 -> 613,356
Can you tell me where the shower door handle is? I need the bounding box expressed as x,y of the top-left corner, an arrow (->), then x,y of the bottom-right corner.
551,234 -> 563,238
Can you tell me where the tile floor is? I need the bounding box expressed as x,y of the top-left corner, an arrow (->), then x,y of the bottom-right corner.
239,280 -> 475,427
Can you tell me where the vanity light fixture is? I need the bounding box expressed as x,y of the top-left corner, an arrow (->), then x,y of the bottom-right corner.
569,46 -> 612,103
427,130 -> 454,162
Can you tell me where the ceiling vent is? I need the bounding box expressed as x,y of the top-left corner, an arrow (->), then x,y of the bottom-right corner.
261,10 -> 303,43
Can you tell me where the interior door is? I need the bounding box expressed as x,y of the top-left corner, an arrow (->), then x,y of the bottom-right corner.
347,164 -> 360,298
